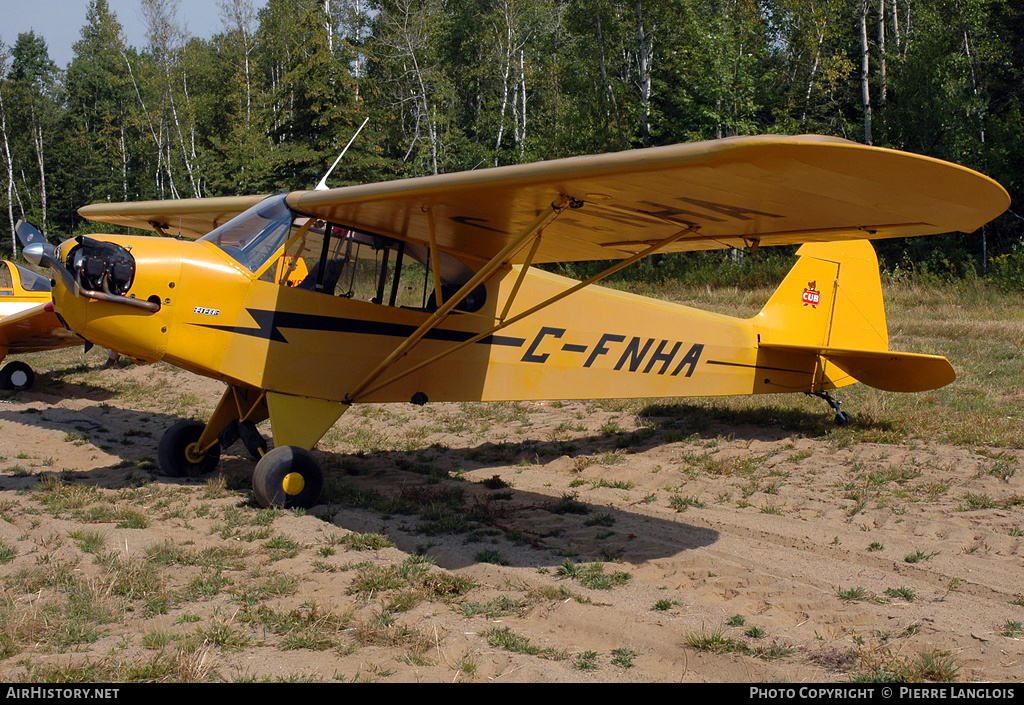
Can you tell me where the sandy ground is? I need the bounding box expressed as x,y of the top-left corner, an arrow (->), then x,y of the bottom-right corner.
0,354 -> 1022,683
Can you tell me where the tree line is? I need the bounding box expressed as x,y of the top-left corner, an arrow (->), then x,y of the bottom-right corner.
2,0 -> 1022,281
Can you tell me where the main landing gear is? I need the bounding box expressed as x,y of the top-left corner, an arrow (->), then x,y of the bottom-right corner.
157,420 -> 221,477
0,361 -> 35,392
154,385 -> 327,509
157,416 -> 323,510
808,391 -> 852,426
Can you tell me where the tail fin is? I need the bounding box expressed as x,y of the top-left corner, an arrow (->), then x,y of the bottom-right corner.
754,240 -> 954,393
755,239 -> 888,351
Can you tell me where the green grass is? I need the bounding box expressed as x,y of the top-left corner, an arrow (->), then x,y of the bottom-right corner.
668,494 -> 705,512
611,647 -> 637,668
1001,620 -> 1023,638
485,626 -> 568,660
837,586 -> 888,604
556,560 -> 631,590
637,281 -> 1024,449
684,623 -> 792,660
884,586 -> 917,602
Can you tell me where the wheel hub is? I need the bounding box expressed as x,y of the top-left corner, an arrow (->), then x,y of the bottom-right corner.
184,442 -> 206,464
10,371 -> 27,388
282,472 -> 305,496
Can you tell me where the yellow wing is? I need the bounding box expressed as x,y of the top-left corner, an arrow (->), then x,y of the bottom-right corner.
0,302 -> 80,355
287,135 -> 1009,263
1,261 -> 80,356
78,195 -> 268,239
76,135 -> 1009,261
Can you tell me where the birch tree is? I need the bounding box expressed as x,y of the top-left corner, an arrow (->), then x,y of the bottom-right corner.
141,0 -> 201,197
218,0 -> 259,128
859,0 -> 873,144
8,32 -> 59,237
0,43 -> 16,256
371,0 -> 449,175
64,0 -> 135,206
490,0 -> 534,163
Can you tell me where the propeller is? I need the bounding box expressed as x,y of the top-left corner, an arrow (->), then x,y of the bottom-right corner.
18,222 -> 159,313
15,220 -> 55,258
17,220 -> 77,292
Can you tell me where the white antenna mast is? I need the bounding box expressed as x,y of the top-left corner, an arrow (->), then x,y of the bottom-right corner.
315,117 -> 370,191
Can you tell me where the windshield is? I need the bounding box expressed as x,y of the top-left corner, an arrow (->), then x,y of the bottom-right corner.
14,263 -> 51,292
200,194 -> 298,273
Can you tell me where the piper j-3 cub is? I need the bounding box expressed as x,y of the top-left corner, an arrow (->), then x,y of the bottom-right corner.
22,135 -> 1009,509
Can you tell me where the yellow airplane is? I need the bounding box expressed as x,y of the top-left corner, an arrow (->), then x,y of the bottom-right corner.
22,135 -> 1009,509
1,225 -> 83,391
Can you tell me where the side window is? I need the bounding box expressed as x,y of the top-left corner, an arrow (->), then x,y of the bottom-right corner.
282,224 -> 483,312
0,261 -> 12,294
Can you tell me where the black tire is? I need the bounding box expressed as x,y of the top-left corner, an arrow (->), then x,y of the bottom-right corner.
0,361 -> 34,392
835,411 -> 853,426
252,446 -> 323,509
158,420 -> 220,478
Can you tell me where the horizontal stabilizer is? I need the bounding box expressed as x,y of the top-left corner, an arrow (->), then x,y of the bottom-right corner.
759,343 -> 955,392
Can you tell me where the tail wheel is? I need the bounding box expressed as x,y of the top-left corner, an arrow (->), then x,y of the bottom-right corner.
158,420 -> 221,478
252,446 -> 323,509
0,361 -> 34,392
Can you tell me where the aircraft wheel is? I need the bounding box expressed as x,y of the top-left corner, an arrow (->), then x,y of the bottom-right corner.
0,361 -> 34,392
158,420 -> 221,478
835,411 -> 853,426
252,446 -> 323,509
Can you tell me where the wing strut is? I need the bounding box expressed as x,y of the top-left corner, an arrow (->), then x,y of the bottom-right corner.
343,195 -> 574,404
351,223 -> 701,403
426,208 -> 445,308
500,233 -> 543,322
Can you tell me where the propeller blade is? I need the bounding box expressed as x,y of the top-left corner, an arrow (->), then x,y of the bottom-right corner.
15,220 -> 54,256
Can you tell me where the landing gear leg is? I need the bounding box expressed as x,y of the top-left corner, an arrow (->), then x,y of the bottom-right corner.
808,391 -> 852,426
158,385 -> 267,478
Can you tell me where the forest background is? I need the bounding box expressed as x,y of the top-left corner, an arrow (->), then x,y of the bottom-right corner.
2,0 -> 1023,289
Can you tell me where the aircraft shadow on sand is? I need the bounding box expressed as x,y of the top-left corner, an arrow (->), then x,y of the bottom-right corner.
0,397 -> 738,568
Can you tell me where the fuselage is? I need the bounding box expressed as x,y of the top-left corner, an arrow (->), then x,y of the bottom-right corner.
48,228 -> 828,406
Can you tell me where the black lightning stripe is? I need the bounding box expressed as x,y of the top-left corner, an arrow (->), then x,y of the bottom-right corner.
194,308 -> 527,348
706,359 -> 810,374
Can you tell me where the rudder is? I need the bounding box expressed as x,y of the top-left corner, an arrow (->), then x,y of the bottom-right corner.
754,239 -> 888,352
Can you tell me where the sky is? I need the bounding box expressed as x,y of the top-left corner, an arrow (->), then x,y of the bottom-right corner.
1,0 -> 268,68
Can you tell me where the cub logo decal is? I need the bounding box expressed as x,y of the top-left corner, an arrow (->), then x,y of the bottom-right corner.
801,281 -> 820,308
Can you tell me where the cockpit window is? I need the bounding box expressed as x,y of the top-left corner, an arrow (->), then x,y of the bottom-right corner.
200,194 -> 305,273
203,193 -> 485,313
13,263 -> 51,292
280,222 -> 484,313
